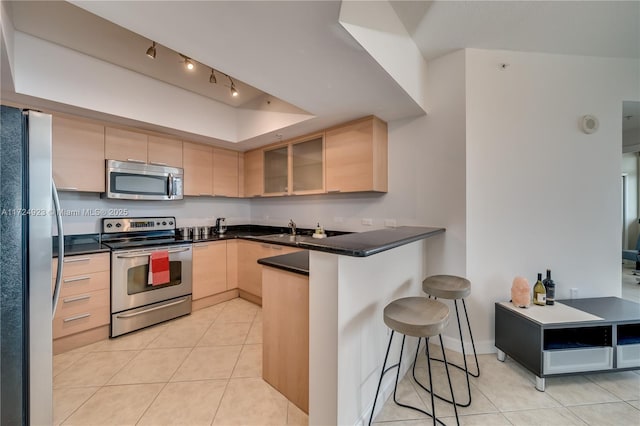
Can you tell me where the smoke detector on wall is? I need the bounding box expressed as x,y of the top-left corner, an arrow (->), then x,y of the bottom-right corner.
581,115 -> 599,134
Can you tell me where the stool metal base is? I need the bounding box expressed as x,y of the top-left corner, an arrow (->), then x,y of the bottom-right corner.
368,331 -> 459,426
425,298 -> 480,407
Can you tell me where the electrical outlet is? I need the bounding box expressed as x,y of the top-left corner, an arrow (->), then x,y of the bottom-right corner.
570,288 -> 578,299
361,218 -> 373,226
384,219 -> 397,228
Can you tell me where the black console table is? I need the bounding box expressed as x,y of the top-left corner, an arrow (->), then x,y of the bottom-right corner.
495,297 -> 640,391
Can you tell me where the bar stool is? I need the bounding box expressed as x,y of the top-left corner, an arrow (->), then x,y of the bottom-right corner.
419,275 -> 479,408
369,297 -> 459,426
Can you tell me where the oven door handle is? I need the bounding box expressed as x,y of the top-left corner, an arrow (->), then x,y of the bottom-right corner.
115,297 -> 190,319
116,247 -> 190,258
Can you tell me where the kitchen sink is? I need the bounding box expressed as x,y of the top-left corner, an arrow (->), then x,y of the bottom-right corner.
260,233 -> 320,244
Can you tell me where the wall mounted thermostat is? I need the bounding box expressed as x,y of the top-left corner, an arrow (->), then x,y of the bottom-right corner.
581,115 -> 599,134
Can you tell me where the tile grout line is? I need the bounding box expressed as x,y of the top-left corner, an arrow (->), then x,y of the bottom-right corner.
136,301 -> 228,425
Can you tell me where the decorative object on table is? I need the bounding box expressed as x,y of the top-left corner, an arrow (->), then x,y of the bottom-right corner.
313,222 -> 326,238
511,276 -> 531,308
533,273 -> 547,306
543,269 -> 556,305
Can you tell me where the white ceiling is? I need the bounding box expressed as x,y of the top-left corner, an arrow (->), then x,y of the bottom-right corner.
3,0 -> 639,148
392,0 -> 640,61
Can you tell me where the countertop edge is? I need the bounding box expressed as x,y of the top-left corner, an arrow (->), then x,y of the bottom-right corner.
258,251 -> 309,276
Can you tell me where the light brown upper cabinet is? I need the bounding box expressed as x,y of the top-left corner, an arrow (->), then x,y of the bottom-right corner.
183,142 -> 213,196
244,149 -> 264,197
52,116 -> 105,192
262,134 -> 324,197
148,135 -> 183,168
105,128 -> 183,168
263,145 -> 289,195
104,127 -> 148,163
213,148 -> 239,197
325,116 -> 388,193
291,136 -> 324,195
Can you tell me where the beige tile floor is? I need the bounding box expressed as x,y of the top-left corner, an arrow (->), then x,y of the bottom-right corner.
372,343 -> 640,426
53,298 -> 308,426
54,297 -> 640,426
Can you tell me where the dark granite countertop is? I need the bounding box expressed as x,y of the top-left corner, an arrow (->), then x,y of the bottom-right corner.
52,234 -> 110,258
258,251 -> 309,276
53,225 -> 445,259
245,226 -> 445,257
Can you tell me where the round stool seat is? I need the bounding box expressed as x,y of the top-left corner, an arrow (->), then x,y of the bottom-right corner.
422,275 -> 471,300
383,297 -> 449,338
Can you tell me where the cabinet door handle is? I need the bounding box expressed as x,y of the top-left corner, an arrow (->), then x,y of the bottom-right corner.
64,257 -> 91,263
63,276 -> 90,283
149,161 -> 168,166
63,313 -> 91,322
126,158 -> 146,163
260,244 -> 271,249
272,246 -> 283,250
58,187 -> 78,191
63,294 -> 91,303
327,189 -> 341,193
194,243 -> 209,248
199,193 -> 214,197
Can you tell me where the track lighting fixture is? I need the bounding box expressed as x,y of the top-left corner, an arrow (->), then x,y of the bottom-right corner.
228,75 -> 239,97
144,48 -> 239,97
146,41 -> 157,59
180,54 -> 195,70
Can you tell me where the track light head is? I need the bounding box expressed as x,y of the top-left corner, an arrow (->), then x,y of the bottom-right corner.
227,75 -> 239,97
146,41 -> 156,59
209,69 -> 217,84
180,54 -> 195,71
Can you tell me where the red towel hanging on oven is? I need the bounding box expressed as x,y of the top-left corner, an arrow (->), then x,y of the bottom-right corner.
148,251 -> 170,285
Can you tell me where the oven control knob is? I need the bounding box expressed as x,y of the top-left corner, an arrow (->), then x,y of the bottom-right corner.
169,221 -> 174,225
106,223 -> 113,228
162,221 -> 167,225
156,222 -> 160,225
115,223 -> 122,228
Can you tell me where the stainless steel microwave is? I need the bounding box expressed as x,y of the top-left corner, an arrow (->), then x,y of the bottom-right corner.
103,160 -> 184,200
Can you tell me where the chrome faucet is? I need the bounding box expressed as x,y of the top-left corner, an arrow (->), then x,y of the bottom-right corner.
288,219 -> 297,236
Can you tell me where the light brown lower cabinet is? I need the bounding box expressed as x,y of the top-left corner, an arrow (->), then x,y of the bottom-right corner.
262,266 -> 309,413
237,240 -> 300,304
192,241 -> 227,300
52,252 -> 110,353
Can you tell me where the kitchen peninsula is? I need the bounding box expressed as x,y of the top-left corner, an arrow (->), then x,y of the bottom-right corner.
257,226 -> 445,424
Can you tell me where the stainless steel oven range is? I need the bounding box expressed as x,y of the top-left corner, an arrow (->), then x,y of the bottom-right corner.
101,217 -> 192,337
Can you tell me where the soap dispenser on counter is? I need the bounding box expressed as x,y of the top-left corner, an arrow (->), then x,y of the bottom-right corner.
313,222 -> 326,239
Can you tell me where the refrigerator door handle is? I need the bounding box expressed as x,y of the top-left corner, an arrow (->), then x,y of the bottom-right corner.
52,180 -> 64,317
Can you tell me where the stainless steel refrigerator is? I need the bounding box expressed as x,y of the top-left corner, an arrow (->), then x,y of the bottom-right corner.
1,106 -> 64,425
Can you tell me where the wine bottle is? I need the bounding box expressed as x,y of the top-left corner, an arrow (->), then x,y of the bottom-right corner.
543,269 -> 555,305
533,273 -> 546,306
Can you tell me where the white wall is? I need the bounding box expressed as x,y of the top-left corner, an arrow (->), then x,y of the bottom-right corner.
465,49 -> 640,349
622,153 -> 638,250
56,192 -> 250,235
